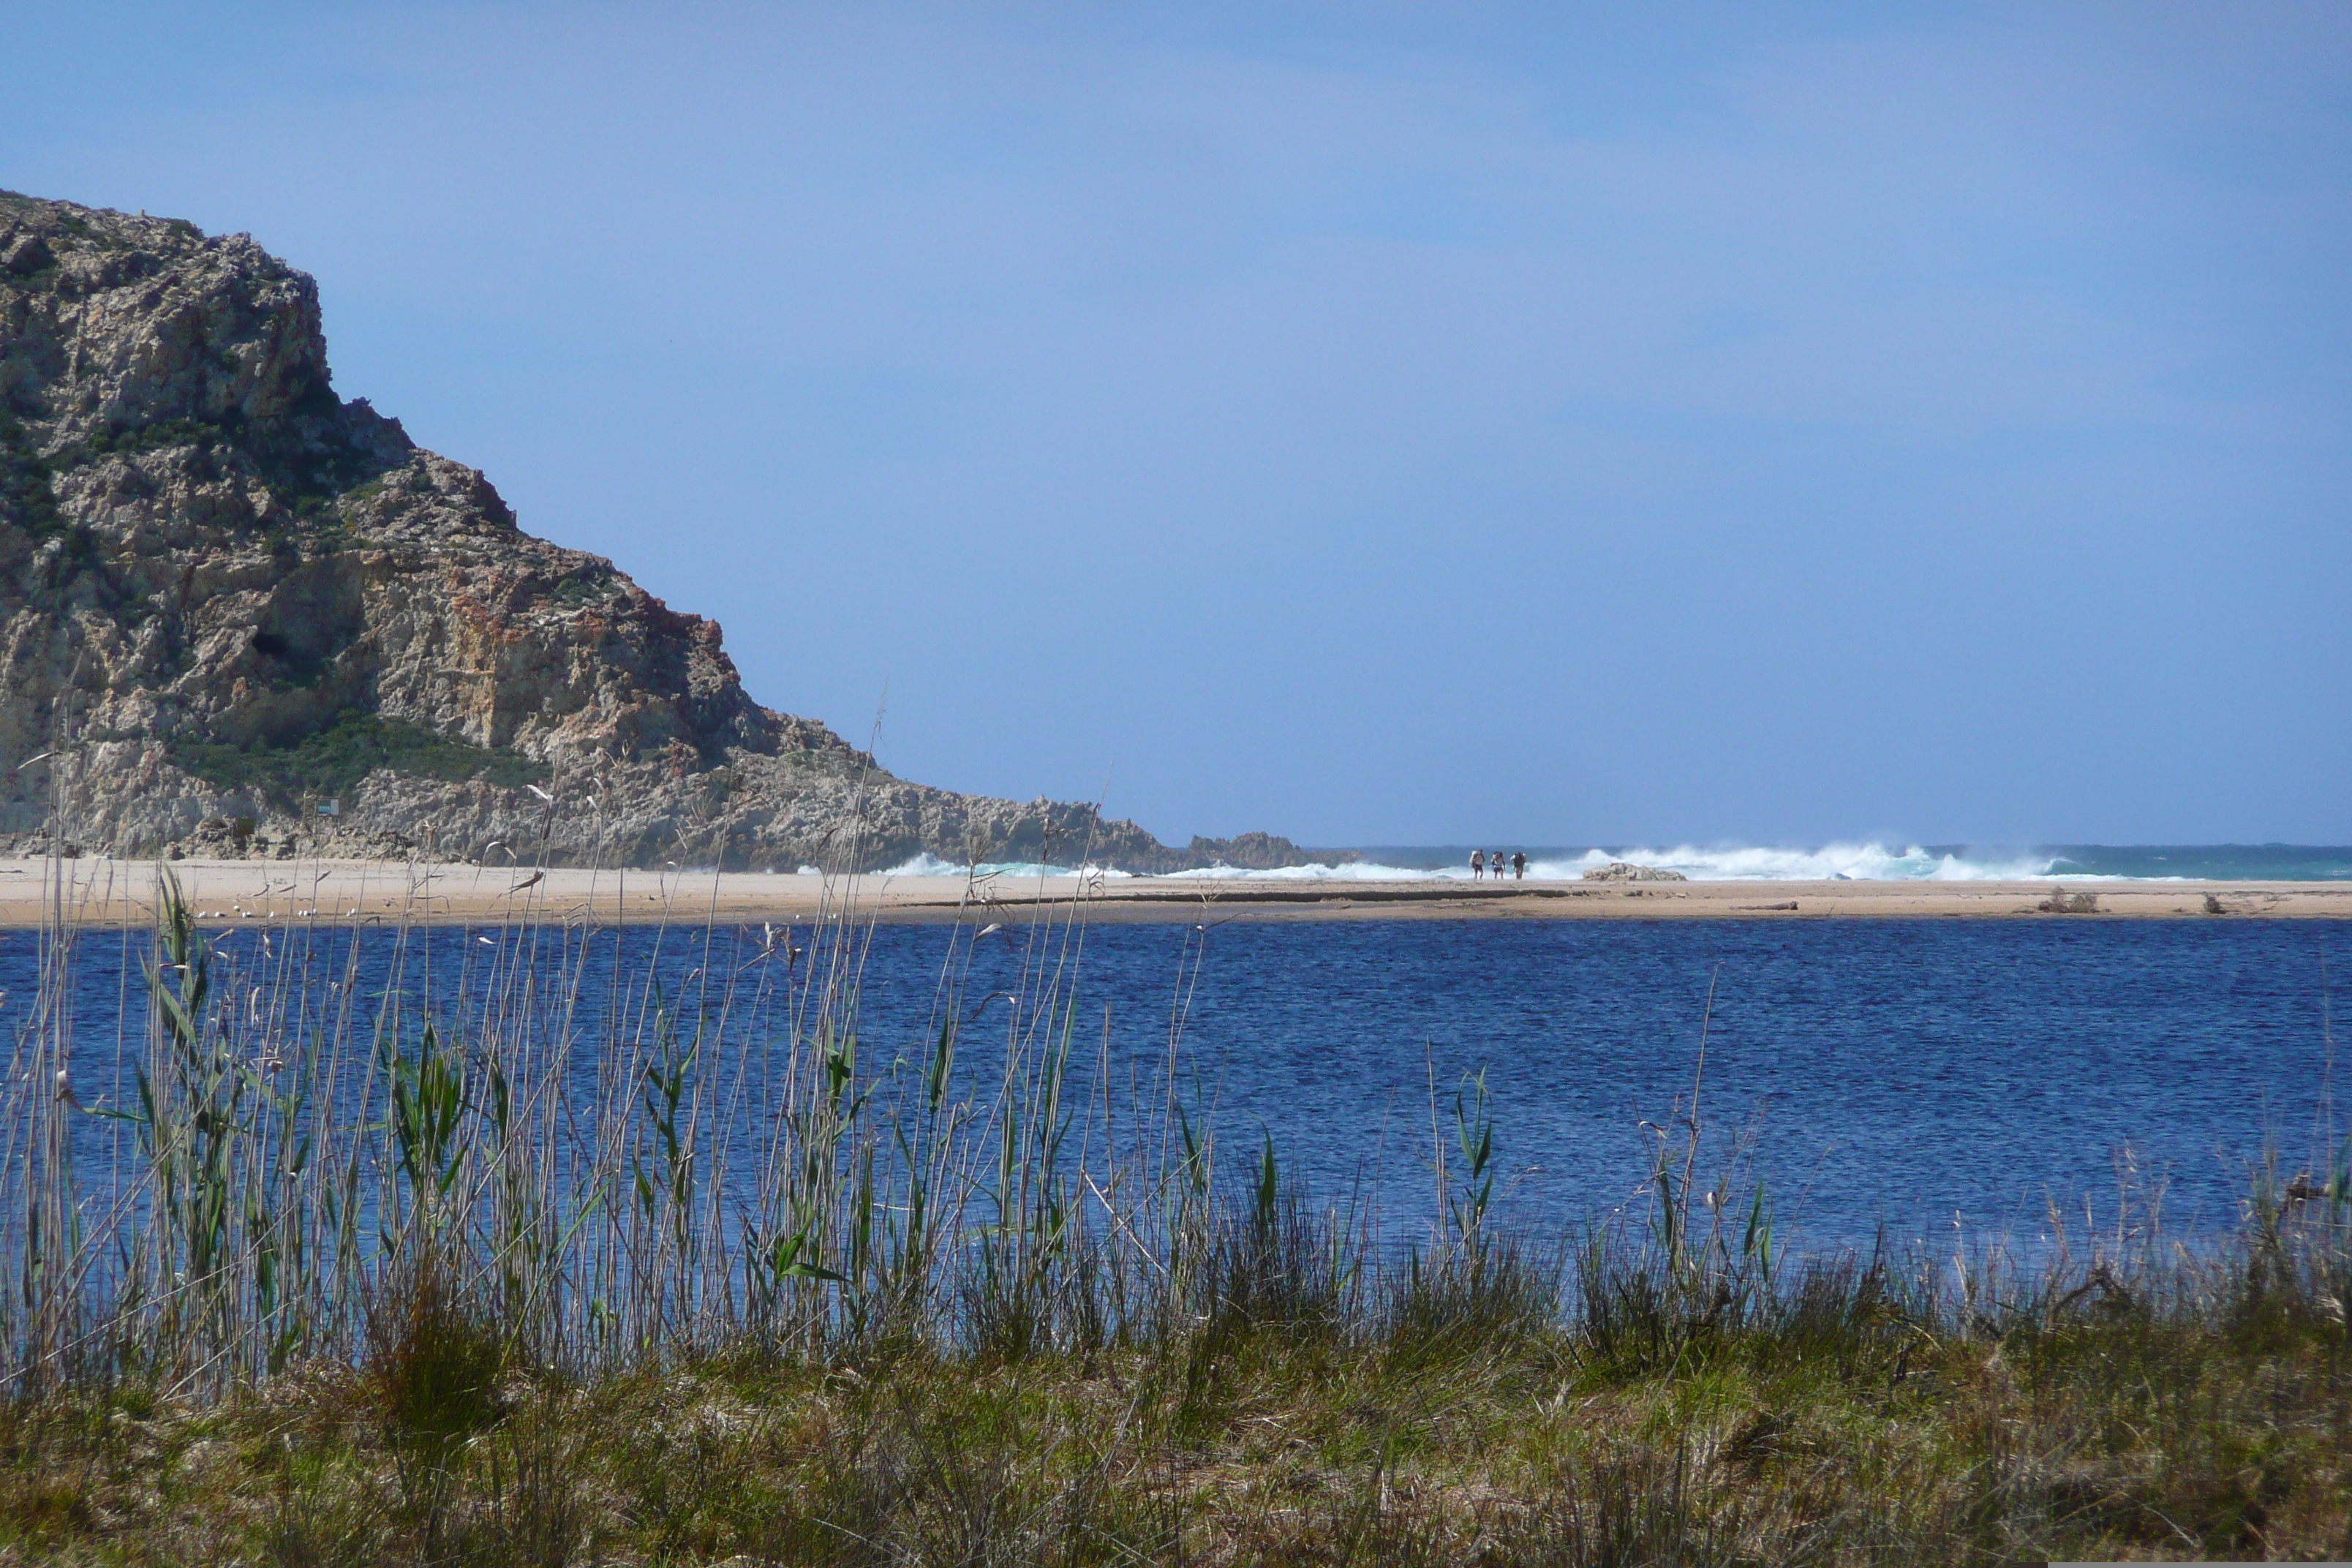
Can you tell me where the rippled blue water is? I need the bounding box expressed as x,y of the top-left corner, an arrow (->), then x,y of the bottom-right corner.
20,916 -> 2349,1256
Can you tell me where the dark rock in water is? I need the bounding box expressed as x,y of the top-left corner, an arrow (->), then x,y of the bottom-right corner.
0,192 -> 1309,873
1181,831 -> 1343,870
1581,861 -> 1689,883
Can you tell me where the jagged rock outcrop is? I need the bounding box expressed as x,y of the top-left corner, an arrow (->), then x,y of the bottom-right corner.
0,193 -> 1314,872
1581,861 -> 1688,883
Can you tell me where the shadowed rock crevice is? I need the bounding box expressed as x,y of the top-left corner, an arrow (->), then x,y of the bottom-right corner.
0,192 -> 1312,872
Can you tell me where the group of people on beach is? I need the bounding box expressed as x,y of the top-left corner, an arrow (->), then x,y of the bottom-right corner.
1469,849 -> 1527,881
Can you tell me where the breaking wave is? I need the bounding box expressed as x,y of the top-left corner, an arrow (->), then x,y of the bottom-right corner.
1548,843 -> 2062,883
1157,845 -> 2059,882
873,853 -> 1136,881
872,843 -> 2078,883
852,843 -> 2348,883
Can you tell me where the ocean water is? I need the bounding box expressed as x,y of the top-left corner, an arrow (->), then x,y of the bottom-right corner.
24,914 -> 2348,1259
883,843 -> 2352,883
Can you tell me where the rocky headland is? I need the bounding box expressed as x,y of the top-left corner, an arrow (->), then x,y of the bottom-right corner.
0,193 -> 1315,872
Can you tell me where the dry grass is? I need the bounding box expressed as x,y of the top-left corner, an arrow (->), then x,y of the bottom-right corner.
1,1232 -> 2348,1564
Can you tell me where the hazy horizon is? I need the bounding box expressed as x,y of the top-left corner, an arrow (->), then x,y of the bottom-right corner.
4,3 -> 2345,848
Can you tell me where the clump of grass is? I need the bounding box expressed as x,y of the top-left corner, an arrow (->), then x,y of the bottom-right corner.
366,1256 -> 508,1537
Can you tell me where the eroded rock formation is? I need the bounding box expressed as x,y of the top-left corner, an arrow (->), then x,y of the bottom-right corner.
1580,861 -> 1689,883
0,192 -> 1310,872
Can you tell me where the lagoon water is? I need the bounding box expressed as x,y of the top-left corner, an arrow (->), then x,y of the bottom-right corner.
22,915 -> 2350,1258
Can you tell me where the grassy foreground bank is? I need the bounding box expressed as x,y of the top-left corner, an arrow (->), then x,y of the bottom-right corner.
1,864 -> 2346,1562
4,1220 -> 2351,1564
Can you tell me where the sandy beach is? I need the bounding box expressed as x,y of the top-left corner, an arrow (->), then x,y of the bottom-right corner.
4,857 -> 2348,930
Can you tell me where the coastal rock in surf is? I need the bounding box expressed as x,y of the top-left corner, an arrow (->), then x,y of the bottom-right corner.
0,192 -> 1314,873
1581,861 -> 1689,883
1183,831 -> 1353,870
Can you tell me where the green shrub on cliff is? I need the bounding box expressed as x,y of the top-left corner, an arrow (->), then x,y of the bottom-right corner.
174,710 -> 549,804
0,414 -> 64,538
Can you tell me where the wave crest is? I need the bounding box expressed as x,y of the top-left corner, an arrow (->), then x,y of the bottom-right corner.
871,843 -> 2093,883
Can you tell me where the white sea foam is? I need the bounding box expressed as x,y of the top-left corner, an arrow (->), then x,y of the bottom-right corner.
873,852 -> 965,878
878,854 -> 1422,883
870,842 -> 2105,883
873,852 -> 1136,880
1157,860 -> 1444,882
1539,843 -> 2065,882
1153,843 -> 2061,882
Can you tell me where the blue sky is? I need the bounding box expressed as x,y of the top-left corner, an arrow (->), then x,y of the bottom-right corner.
6,3 -> 2347,846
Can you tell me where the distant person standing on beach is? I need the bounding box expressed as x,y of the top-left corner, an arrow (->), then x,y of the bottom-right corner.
1512,851 -> 1527,880
1470,849 -> 1485,881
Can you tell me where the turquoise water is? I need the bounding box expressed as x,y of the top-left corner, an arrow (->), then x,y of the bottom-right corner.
2029,845 -> 2352,880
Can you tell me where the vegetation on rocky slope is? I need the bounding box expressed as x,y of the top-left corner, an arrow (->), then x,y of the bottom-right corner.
170,711 -> 551,806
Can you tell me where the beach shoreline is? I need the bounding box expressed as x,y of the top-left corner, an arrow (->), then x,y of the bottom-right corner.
7,857 -> 2350,929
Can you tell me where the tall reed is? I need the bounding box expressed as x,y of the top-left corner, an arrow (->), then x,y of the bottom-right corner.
0,842 -> 1327,1394
4,847 -> 2348,1403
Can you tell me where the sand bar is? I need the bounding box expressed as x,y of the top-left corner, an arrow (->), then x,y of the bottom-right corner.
2,858 -> 2348,930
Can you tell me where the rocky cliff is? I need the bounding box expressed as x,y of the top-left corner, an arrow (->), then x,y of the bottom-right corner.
0,193 -> 1313,872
